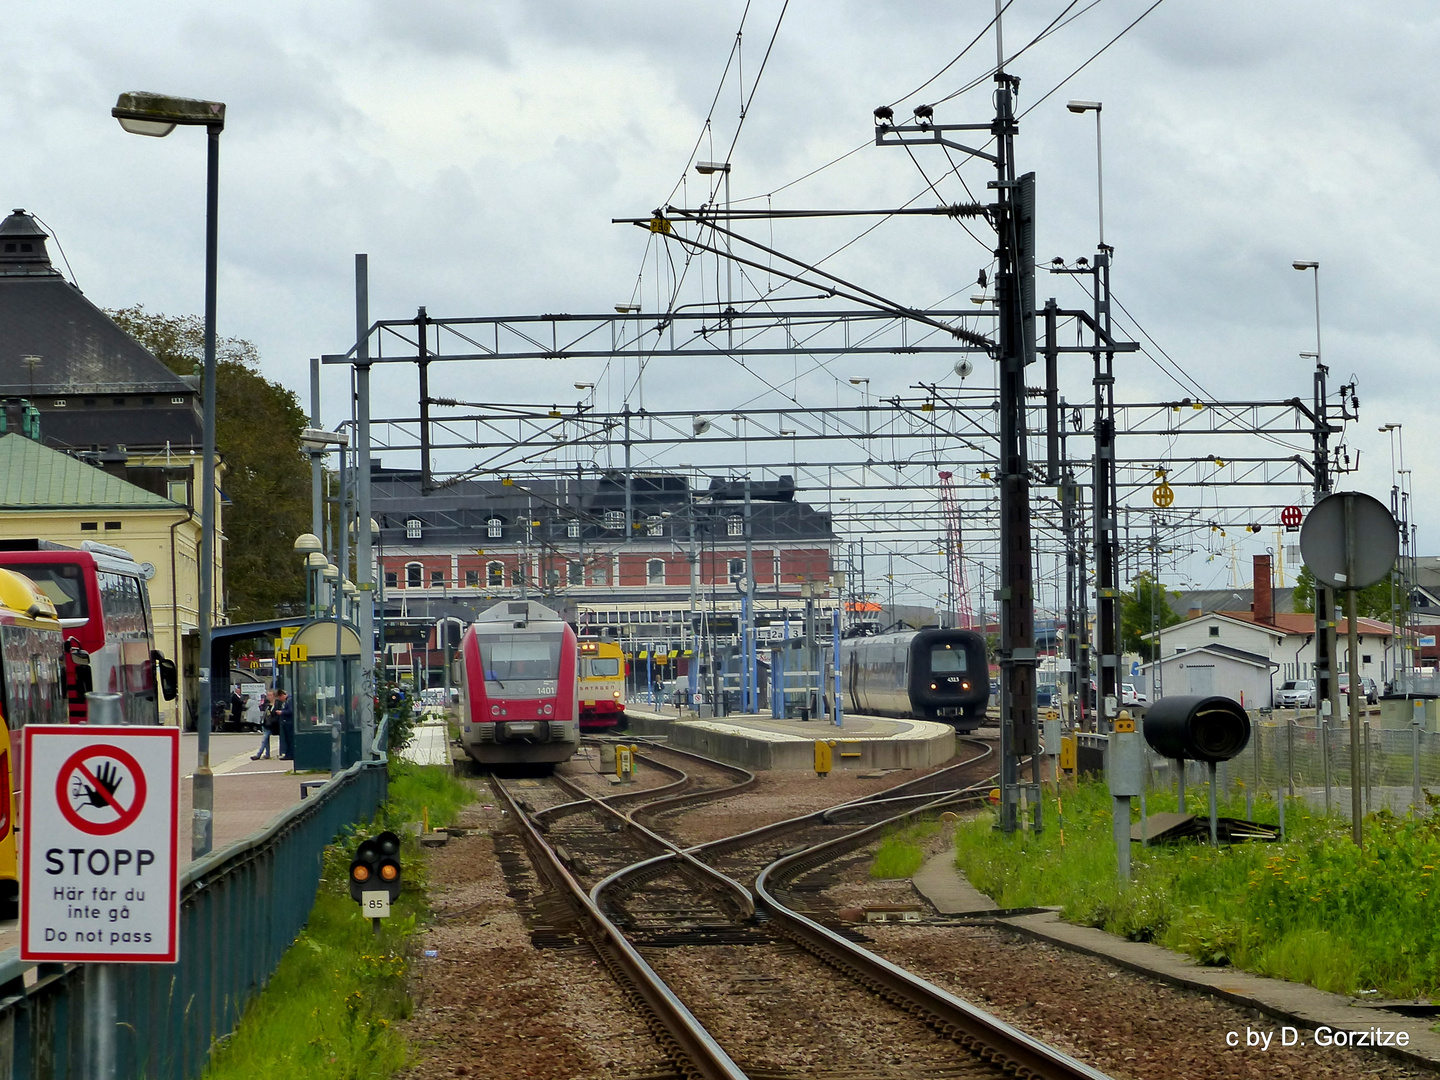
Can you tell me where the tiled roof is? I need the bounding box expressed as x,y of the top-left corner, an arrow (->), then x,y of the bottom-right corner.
1216,610 -> 1397,637
0,435 -> 175,508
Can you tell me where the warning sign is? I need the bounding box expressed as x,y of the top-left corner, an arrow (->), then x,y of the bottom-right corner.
21,726 -> 180,964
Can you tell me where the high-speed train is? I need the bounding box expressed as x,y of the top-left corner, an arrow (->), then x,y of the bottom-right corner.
839,629 -> 989,732
457,600 -> 579,766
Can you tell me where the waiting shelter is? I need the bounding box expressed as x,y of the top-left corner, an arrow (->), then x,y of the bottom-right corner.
285,618 -> 363,770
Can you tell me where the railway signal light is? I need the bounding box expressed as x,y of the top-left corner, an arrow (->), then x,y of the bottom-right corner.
349,830 -> 403,906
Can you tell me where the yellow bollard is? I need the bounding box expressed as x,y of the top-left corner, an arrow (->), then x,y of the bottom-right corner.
422,805 -> 429,834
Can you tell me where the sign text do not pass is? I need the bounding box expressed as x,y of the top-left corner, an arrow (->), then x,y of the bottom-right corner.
22,727 -> 180,964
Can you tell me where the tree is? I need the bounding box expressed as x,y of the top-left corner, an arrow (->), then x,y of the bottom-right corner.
108,306 -> 311,623
1121,572 -> 1185,660
1293,564 -> 1397,621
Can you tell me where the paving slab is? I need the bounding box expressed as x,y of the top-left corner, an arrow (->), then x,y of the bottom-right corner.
402,722 -> 452,767
909,849 -> 1440,1069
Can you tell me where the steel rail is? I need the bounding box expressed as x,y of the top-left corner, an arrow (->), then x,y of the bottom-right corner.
753,813 -> 1114,1080
543,772 -> 756,920
490,777 -> 750,1080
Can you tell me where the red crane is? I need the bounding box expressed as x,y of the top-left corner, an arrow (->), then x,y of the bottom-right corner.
937,471 -> 974,629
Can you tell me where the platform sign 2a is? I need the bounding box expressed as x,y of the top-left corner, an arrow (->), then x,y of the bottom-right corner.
21,726 -> 180,963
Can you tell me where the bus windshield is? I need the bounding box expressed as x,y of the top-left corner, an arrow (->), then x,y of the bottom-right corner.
930,646 -> 968,674
0,560 -> 87,621
483,634 -> 562,682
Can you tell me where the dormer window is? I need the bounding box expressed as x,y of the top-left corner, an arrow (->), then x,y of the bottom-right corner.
171,397 -> 185,404
53,400 -> 66,408
405,518 -> 422,540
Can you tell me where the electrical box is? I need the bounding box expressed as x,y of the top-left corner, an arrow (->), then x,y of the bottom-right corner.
814,739 -> 835,776
1059,736 -> 1076,772
1107,730 -> 1146,797
1043,718 -> 1061,755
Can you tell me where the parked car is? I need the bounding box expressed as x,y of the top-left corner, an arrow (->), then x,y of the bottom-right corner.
1339,676 -> 1380,705
1121,681 -> 1147,707
1277,679 -> 1316,708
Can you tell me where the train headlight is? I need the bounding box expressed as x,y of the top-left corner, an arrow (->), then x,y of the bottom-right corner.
930,683 -> 937,690
962,681 -> 970,690
490,705 -> 500,716
543,704 -> 553,715
613,691 -> 621,698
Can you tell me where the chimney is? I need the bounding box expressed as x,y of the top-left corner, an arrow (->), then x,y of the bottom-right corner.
1253,554 -> 1273,625
1187,607 -> 1202,620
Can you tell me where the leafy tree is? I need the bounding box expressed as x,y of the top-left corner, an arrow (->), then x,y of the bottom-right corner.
108,306 -> 310,622
1121,572 -> 1184,660
1292,564 -> 1397,621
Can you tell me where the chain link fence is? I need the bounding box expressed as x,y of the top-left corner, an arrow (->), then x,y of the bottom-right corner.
1144,710 -> 1440,819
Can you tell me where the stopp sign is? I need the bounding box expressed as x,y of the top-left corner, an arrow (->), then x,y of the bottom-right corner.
22,726 -> 179,964
56,744 -> 148,836
1281,505 -> 1303,528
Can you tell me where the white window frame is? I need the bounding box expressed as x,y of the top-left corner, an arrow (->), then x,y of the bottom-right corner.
405,518 -> 422,540
647,559 -> 666,586
487,517 -> 503,539
726,515 -> 743,537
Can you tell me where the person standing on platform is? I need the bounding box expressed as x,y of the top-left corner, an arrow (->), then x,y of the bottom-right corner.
229,686 -> 247,731
252,690 -> 277,760
275,688 -> 295,760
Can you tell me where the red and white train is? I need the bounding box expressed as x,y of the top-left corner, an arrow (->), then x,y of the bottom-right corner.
457,600 -> 579,767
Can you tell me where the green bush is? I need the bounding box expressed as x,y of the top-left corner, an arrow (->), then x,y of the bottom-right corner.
870,819 -> 941,879
952,780 -> 1440,998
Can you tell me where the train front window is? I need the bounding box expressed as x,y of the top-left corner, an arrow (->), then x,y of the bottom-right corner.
0,561 -> 87,620
483,634 -> 562,683
930,646 -> 967,674
585,657 -> 620,678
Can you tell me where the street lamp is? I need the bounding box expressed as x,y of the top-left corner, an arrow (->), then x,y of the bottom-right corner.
1292,260 -> 1321,361
1067,100 -> 1104,248
114,90 -> 225,859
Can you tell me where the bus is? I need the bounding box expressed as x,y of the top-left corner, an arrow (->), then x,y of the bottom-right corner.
0,540 -> 175,725
578,637 -> 626,730
0,568 -> 69,917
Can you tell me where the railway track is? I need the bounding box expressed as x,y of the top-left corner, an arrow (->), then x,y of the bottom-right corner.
488,741 -> 1113,1080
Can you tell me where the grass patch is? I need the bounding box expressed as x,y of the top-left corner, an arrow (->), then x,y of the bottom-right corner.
870,818 -> 942,879
953,781 -> 1440,998
204,762 -> 475,1079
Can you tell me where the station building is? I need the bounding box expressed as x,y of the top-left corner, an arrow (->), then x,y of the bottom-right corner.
369,464 -> 840,680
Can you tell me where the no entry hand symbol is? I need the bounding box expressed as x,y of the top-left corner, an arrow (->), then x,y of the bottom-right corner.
55,745 -> 148,836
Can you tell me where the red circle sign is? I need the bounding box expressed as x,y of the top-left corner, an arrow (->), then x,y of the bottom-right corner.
1280,505 -> 1303,528
55,744 -> 148,836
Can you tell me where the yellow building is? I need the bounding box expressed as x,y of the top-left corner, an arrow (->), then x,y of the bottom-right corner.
0,433 -> 220,727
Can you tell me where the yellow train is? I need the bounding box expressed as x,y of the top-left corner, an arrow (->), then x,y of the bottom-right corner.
0,568 -> 69,918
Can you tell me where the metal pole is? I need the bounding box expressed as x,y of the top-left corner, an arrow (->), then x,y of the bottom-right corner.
833,606 -> 843,728
310,359 -> 324,538
1346,497 -> 1363,843
1322,717 -> 1331,815
86,963 -> 116,1080
354,254 -> 375,759
744,477 -> 755,713
1093,107 -> 1105,250
1114,795 -> 1130,881
1413,722 -> 1422,814
1208,761 -> 1218,846
193,122 -> 221,860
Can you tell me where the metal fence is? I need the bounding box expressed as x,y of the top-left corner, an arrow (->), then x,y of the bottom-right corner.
0,756 -> 389,1079
1134,714 -> 1440,820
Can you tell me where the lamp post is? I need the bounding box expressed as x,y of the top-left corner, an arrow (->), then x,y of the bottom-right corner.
113,90 -> 225,859
1066,101 -> 1104,248
1380,423 -> 1404,688
696,161 -> 733,350
294,533 -> 322,615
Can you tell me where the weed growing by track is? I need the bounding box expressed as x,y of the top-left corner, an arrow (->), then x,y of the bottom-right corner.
871,819 -> 942,879
953,780 -> 1440,998
204,762 -> 474,1079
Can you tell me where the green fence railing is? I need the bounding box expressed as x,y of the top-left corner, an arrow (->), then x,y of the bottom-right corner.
0,756 -> 388,1079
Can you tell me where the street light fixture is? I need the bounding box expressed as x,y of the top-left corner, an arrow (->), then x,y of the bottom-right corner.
1067,100 -> 1105,248
114,90 -> 225,860
1292,260 -> 1322,361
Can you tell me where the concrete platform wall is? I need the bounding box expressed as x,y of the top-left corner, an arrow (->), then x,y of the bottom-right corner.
622,713 -> 955,771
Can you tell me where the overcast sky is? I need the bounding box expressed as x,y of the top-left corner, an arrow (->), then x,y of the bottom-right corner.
5,1 -> 1436,606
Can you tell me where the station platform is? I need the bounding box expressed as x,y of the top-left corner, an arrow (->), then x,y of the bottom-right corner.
622,707 -> 958,770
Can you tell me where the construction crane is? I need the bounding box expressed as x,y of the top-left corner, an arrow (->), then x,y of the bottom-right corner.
938,471 -> 975,629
